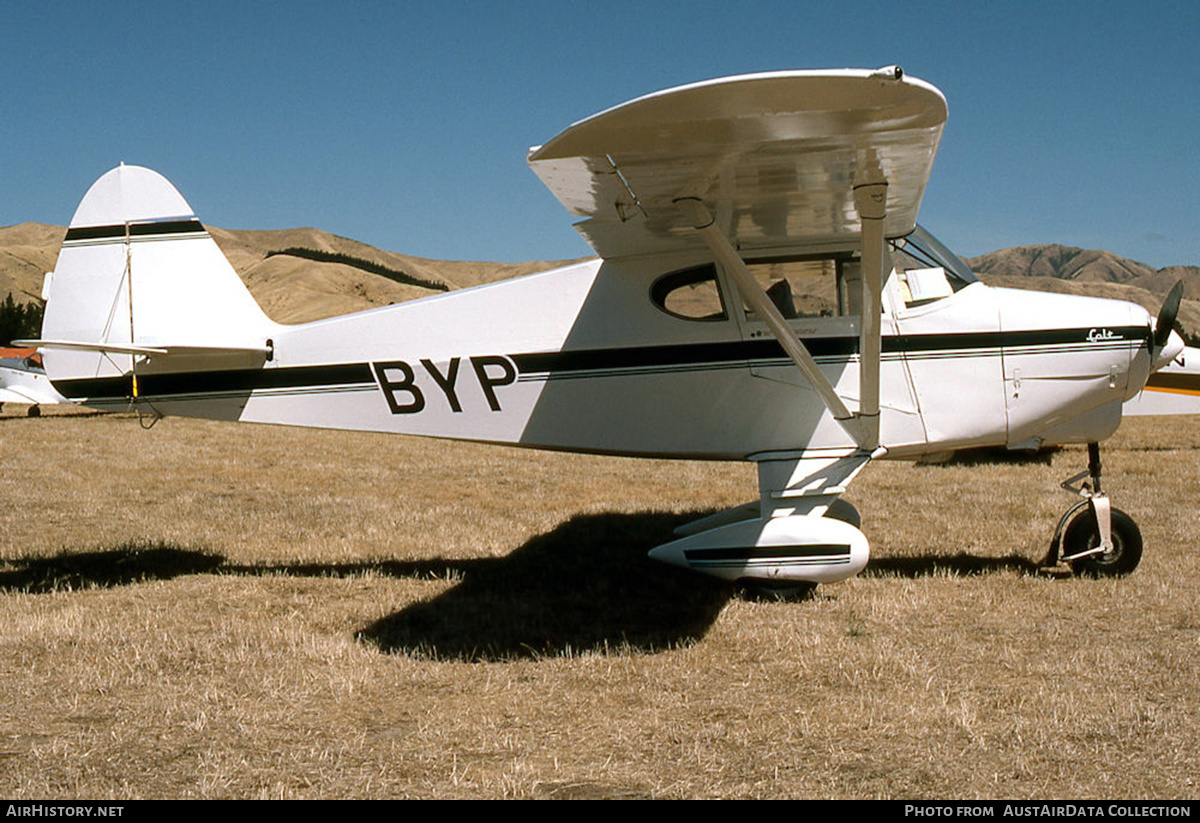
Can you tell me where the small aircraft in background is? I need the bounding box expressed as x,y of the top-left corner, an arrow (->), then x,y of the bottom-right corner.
20,68 -> 1186,594
1123,346 -> 1200,416
0,348 -> 68,414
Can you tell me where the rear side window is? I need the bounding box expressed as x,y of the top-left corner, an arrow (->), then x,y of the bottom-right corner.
650,264 -> 727,321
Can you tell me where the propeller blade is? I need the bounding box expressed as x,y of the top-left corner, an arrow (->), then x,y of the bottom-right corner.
1153,281 -> 1184,349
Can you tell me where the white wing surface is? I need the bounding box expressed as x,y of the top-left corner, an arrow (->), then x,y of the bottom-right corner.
528,68 -> 947,258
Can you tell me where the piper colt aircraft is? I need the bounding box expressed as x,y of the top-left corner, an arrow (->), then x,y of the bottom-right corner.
23,68 -> 1186,591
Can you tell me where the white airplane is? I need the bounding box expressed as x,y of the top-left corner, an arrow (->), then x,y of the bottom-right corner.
0,349 -> 68,412
1123,346 -> 1200,415
20,68 -> 1186,593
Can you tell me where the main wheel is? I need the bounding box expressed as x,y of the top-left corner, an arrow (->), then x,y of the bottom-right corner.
1061,506 -> 1143,577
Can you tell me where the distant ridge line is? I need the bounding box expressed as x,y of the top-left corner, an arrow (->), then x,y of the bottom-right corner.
264,246 -> 449,292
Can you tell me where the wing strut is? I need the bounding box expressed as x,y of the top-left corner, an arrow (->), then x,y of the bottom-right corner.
674,188 -> 887,451
853,178 -> 886,451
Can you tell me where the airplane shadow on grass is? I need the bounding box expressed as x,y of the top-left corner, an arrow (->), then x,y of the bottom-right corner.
0,511 -> 1044,661
863,554 -> 1042,578
357,511 -> 734,661
0,543 -> 225,593
0,512 -> 730,660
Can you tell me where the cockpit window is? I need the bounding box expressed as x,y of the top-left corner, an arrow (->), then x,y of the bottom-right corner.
890,225 -> 978,308
740,254 -> 861,320
650,264 -> 728,321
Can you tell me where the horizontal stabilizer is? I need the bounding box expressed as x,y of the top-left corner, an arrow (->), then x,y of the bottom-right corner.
17,339 -> 273,357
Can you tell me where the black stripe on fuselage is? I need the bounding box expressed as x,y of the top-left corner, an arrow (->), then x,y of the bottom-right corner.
897,326 -> 1148,353
63,219 -> 207,243
51,327 -> 1150,402
513,327 -> 1149,378
53,363 -> 374,401
511,338 -> 856,376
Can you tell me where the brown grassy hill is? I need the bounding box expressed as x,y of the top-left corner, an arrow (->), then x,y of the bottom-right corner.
0,223 -> 64,303
0,224 -> 585,324
3,225 -> 1195,337
969,244 -> 1159,283
208,227 -> 587,322
968,245 -> 1200,344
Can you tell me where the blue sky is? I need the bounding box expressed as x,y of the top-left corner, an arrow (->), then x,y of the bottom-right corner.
1,1 -> 1197,268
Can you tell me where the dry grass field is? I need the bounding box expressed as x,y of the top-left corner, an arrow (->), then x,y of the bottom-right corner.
0,408 -> 1197,799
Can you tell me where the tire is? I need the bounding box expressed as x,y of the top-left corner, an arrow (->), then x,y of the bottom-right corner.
1062,507 -> 1143,577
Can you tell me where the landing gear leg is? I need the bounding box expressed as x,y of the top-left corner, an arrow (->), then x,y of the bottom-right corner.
1045,442 -> 1143,576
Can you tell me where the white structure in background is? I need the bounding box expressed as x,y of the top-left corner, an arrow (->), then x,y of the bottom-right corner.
1124,346 -> 1199,415
0,349 -> 68,412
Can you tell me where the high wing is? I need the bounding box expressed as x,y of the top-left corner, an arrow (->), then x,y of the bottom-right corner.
527,67 -> 947,259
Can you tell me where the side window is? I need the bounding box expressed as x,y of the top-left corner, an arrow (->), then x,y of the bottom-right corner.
740,256 -> 860,320
650,265 -> 728,321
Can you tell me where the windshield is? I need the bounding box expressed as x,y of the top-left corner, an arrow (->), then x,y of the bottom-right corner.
891,224 -> 978,287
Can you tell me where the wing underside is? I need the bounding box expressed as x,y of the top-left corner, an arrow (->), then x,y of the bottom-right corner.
528,68 -> 947,259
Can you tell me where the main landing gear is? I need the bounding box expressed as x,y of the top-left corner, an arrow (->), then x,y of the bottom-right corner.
1044,442 -> 1143,577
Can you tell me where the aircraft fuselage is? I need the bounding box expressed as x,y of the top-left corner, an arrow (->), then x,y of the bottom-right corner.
50,240 -> 1154,462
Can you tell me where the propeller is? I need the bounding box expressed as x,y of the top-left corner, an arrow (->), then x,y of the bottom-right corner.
1153,281 -> 1184,350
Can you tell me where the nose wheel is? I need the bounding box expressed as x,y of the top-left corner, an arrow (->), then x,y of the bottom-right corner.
1058,504 -> 1143,576
1045,442 -> 1143,577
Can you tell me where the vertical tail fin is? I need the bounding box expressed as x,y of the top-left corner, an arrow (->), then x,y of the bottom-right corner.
37,165 -> 278,390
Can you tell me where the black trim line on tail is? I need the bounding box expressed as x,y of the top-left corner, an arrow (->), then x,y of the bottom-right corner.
63,220 -> 207,242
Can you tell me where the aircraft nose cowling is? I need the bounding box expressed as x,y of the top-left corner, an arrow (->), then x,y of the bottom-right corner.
993,287 -> 1152,443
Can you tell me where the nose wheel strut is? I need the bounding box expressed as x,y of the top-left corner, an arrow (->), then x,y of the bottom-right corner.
1044,442 -> 1143,576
